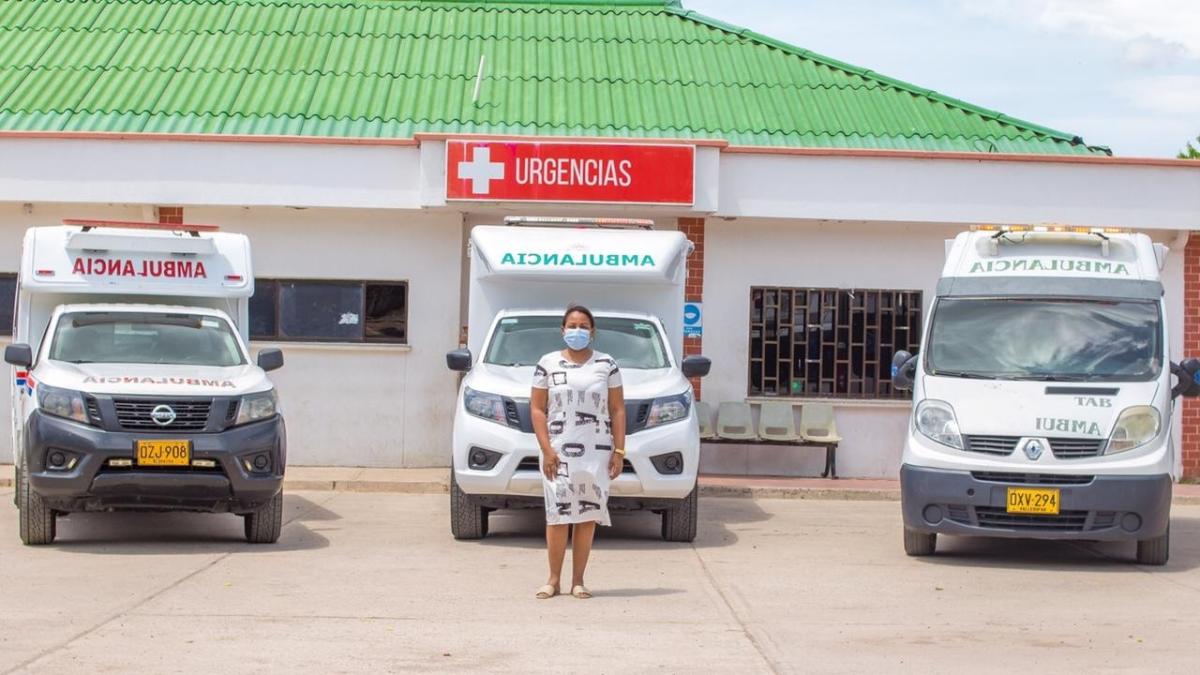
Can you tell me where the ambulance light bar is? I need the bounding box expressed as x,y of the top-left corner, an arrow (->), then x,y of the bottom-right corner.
972,224 -> 1132,235
503,216 -> 654,230
63,218 -> 220,235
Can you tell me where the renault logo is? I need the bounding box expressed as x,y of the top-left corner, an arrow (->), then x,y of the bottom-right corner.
1024,439 -> 1044,461
150,404 -> 177,427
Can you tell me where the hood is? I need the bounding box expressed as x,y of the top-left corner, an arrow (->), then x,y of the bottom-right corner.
920,375 -> 1161,440
34,361 -> 272,396
465,362 -> 686,400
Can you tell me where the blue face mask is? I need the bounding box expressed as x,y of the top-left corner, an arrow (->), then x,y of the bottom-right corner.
563,328 -> 592,351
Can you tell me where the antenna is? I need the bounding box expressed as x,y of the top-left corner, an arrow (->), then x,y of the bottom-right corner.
473,54 -> 487,105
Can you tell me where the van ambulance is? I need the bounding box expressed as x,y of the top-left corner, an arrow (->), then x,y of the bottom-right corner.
6,220 -> 287,545
446,219 -> 710,541
893,226 -> 1200,565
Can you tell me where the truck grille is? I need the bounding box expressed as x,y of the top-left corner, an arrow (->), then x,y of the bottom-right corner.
1049,437 -> 1105,459
963,435 -> 1020,455
971,472 -> 1094,485
973,507 -> 1090,531
516,457 -> 634,474
113,399 -> 211,431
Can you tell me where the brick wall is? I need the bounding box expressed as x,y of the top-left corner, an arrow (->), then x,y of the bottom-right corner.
1184,234 -> 1200,479
678,217 -> 705,399
156,206 -> 183,224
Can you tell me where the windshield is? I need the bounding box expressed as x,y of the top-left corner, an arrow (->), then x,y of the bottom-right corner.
49,312 -> 246,367
926,298 -> 1161,382
485,315 -> 670,369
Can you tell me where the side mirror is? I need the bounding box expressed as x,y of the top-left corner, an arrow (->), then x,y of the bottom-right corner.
682,355 -> 712,378
890,350 -> 918,391
257,348 -> 284,372
447,348 -> 473,372
1171,358 -> 1200,398
4,344 -> 33,368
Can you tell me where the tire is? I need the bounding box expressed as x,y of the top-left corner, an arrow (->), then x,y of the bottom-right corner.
18,456 -> 56,546
661,487 -> 698,543
450,470 -> 488,540
1136,526 -> 1169,566
903,527 -> 936,556
244,490 -> 283,544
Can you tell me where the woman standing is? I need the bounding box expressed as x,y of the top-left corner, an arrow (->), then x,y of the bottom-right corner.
531,305 -> 626,599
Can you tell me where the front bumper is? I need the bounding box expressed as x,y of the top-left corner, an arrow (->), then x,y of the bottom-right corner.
901,464 -> 1171,541
23,411 -> 286,514
452,412 -> 699,501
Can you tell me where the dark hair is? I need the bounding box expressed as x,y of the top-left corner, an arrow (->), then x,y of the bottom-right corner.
562,304 -> 595,329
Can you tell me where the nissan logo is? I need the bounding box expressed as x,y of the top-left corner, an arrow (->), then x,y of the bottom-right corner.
150,404 -> 177,427
1024,439 -> 1044,461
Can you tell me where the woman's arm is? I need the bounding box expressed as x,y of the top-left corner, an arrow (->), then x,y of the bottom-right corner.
531,387 -> 558,480
607,385 -> 626,480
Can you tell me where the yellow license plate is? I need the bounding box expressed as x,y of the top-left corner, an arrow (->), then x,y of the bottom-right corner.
136,440 -> 192,467
1006,487 -> 1061,515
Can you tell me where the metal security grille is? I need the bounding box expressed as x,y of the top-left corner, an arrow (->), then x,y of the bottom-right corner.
749,287 -> 922,399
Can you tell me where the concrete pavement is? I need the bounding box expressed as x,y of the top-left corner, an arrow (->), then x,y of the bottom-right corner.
2,488 -> 1200,673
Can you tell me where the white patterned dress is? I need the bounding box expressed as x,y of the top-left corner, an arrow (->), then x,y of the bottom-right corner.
532,350 -> 622,526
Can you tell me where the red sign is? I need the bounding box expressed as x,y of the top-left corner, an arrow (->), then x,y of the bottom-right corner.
446,140 -> 694,205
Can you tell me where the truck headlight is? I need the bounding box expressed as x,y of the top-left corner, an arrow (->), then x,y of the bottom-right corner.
235,390 -> 278,426
645,392 -> 691,429
37,384 -> 89,425
1105,406 -> 1160,455
914,399 -> 964,450
464,387 -> 507,426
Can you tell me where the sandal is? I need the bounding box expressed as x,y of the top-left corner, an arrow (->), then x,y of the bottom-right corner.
570,585 -> 593,599
535,584 -> 560,599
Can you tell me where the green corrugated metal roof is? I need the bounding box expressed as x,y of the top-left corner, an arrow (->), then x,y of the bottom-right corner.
0,0 -> 1109,154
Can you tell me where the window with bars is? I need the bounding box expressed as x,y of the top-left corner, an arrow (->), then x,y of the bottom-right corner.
749,287 -> 922,399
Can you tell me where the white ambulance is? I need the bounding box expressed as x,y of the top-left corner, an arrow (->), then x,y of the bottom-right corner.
894,226 -> 1200,565
5,220 -> 287,545
446,219 -> 710,541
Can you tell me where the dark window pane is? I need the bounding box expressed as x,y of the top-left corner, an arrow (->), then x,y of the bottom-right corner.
365,283 -> 408,342
279,282 -> 363,341
249,280 -> 278,339
0,275 -> 15,336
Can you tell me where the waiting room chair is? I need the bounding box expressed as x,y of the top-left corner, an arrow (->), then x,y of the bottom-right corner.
716,402 -> 757,441
799,403 -> 843,478
695,400 -> 717,440
758,401 -> 801,442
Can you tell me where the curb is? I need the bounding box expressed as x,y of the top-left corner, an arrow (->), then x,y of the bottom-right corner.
3,475 -> 1200,506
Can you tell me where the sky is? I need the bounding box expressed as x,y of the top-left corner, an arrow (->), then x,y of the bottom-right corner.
683,0 -> 1200,157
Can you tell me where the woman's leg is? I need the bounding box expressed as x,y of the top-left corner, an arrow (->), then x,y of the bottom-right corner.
570,521 -> 597,587
546,524 -> 569,588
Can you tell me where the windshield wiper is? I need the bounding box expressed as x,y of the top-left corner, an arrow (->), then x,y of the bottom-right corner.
930,370 -> 997,380
1010,374 -> 1091,382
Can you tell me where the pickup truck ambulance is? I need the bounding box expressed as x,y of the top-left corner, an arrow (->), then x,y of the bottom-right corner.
5,220 -> 287,545
893,226 -> 1200,565
446,218 -> 710,541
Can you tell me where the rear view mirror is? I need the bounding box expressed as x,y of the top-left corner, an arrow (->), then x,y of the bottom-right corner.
4,343 -> 32,368
257,348 -> 284,372
1171,358 -> 1200,398
682,355 -> 712,378
447,348 -> 473,372
891,350 -> 918,391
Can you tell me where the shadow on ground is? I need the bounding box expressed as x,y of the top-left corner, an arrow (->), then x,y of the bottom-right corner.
479,496 -> 771,551
916,514 -> 1200,573
39,494 -> 335,554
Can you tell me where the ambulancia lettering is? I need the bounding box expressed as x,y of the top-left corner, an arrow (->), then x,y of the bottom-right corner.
72,257 -> 208,279
968,258 -> 1129,276
1035,417 -> 1103,436
81,376 -> 235,388
1075,397 -> 1113,408
499,252 -> 655,268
